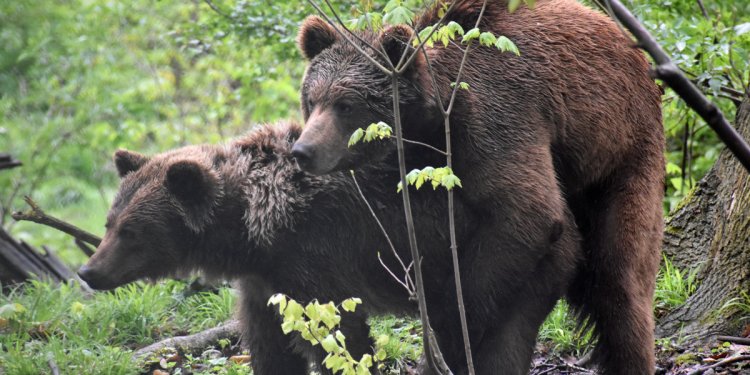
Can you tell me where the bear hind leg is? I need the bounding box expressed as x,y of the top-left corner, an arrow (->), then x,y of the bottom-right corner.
574,165 -> 663,375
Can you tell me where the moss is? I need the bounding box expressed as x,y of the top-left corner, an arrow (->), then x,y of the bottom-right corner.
664,224 -> 683,236
674,353 -> 700,365
667,184 -> 700,218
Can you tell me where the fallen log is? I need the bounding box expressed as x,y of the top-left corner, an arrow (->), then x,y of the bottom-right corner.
0,226 -> 73,285
132,320 -> 241,360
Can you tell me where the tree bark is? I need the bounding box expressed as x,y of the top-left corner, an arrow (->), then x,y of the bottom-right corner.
657,96 -> 750,341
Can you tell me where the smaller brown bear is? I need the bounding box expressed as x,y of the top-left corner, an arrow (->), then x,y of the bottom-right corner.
78,121 -> 578,374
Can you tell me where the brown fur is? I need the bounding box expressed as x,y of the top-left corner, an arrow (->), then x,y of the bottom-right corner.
294,0 -> 664,373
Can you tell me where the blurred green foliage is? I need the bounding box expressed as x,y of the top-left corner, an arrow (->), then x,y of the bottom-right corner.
0,0 -> 748,269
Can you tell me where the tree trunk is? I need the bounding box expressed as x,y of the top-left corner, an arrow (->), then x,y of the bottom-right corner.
656,96 -> 750,341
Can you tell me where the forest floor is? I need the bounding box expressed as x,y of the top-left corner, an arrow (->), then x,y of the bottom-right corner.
134,327 -> 750,375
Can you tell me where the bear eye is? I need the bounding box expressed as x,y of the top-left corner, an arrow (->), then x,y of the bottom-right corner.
335,101 -> 353,114
119,227 -> 136,239
306,98 -> 315,110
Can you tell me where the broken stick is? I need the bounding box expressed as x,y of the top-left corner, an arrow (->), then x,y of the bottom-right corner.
11,196 -> 102,248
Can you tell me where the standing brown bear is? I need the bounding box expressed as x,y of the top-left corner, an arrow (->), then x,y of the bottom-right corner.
292,0 -> 665,374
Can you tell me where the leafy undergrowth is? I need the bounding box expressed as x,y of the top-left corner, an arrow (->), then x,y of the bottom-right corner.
0,279 -> 235,375
2,262 -> 743,375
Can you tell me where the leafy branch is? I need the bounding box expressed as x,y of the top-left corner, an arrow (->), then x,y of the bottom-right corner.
268,294 -> 387,375
604,0 -> 750,172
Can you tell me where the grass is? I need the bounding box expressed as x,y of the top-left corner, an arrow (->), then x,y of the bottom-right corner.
369,315 -> 422,373
654,255 -> 699,318
537,300 -> 594,355
0,279 -> 235,375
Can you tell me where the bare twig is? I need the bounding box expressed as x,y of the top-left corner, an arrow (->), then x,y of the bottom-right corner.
716,335 -> 750,346
435,2 -> 491,373
696,0 -> 709,19
377,252 -> 411,291
75,238 -> 96,257
350,171 -> 415,292
47,358 -> 60,375
202,0 -> 232,20
321,0 -> 388,62
392,71 -> 453,375
688,355 -> 750,375
11,196 -> 102,248
605,0 -> 750,172
402,138 -> 447,155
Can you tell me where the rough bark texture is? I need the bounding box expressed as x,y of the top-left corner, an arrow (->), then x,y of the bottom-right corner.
657,96 -> 750,341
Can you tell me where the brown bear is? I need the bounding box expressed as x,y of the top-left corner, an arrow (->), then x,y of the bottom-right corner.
292,0 -> 665,374
78,121 -> 580,374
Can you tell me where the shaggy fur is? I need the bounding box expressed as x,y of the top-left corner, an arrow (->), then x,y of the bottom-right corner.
293,0 -> 665,373
78,122 -> 580,374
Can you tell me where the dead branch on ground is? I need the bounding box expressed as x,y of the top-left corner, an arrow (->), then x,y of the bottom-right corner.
132,320 -> 241,360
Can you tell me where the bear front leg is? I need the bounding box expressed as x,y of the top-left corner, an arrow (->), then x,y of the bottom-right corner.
237,285 -> 309,375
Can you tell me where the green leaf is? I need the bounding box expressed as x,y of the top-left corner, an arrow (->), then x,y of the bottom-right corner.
384,6 -> 415,25
321,334 -> 339,353
508,0 -> 522,12
341,298 -> 362,312
281,320 -> 294,334
284,300 -> 304,321
462,28 -> 480,43
479,32 -> 497,47
495,36 -> 520,56
267,293 -> 287,314
445,21 -> 465,38
415,25 -> 434,47
335,330 -> 347,346
441,172 -> 462,190
458,82 -> 469,90
305,302 -> 321,321
348,128 -> 365,147
375,348 -> 387,361
375,334 -> 390,347
406,168 -> 420,185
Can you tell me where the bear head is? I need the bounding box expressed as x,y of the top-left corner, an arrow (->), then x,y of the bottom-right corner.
78,147 -> 227,290
292,16 -> 440,175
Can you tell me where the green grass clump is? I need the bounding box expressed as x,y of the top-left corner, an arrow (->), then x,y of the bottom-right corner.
654,255 -> 698,316
369,315 -> 422,373
0,279 -> 236,374
537,300 -> 593,355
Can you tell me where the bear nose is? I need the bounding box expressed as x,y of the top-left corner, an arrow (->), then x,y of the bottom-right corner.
291,142 -> 314,170
77,264 -> 93,281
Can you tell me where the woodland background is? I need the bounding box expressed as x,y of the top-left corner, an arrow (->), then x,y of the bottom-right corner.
0,0 -> 749,374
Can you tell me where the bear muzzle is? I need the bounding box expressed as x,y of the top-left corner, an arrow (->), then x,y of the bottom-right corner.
77,264 -> 120,290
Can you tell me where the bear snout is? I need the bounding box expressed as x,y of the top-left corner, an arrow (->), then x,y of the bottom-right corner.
291,142 -> 315,171
77,264 -> 116,290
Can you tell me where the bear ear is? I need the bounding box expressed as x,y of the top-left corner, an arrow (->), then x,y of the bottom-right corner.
114,150 -> 148,178
165,160 -> 217,206
166,160 -> 222,233
298,16 -> 339,60
380,25 -> 414,68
